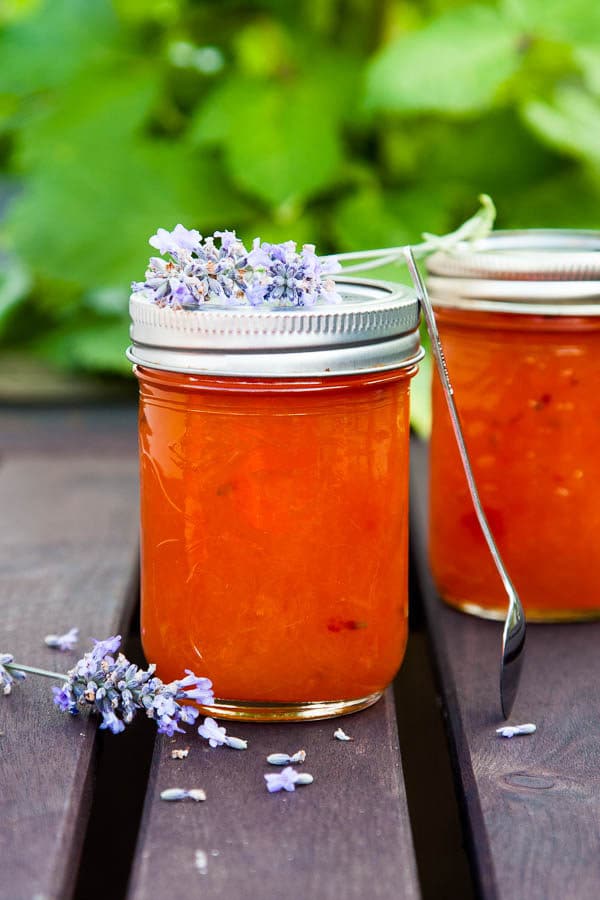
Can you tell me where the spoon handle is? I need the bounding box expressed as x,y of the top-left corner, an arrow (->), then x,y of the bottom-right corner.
404,248 -> 525,717
403,248 -> 517,595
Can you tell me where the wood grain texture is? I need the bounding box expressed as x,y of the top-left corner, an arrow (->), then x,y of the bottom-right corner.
128,689 -> 421,900
410,438 -> 600,900
0,452 -> 139,900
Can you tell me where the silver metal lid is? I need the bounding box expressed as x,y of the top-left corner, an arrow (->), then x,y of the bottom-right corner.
427,229 -> 600,316
127,277 -> 423,377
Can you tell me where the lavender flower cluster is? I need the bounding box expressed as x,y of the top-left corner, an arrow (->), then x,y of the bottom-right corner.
52,636 -> 214,736
131,225 -> 342,309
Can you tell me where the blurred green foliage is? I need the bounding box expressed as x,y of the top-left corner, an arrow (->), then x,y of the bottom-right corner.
0,0 -> 599,381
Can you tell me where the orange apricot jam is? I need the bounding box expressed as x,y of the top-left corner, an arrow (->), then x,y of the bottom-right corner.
136,364 -> 416,720
429,308 -> 600,621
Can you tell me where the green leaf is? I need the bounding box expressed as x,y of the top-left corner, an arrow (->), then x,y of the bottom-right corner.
34,316 -> 132,375
502,0 -> 600,46
522,87 -> 600,166
406,111 -> 559,190
333,185 -> 453,252
114,0 -> 182,25
575,46 -> 600,96
503,169 -> 600,228
12,63 -> 158,170
84,286 -> 131,316
366,5 -> 523,115
191,75 -> 344,208
240,213 -> 320,249
0,254 -> 31,335
190,78 -> 250,147
2,66 -> 249,290
0,0 -> 118,95
5,143 -> 247,288
233,18 -> 293,77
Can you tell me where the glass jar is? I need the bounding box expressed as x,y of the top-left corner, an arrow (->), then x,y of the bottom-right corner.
128,279 -> 422,720
427,230 -> 600,621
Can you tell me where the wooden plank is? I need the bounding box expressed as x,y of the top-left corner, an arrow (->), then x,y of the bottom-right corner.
0,452 -> 139,900
128,689 -> 421,900
410,438 -> 600,900
1,405 -> 137,455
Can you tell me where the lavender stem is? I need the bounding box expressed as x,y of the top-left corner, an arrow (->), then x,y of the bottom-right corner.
5,662 -> 67,680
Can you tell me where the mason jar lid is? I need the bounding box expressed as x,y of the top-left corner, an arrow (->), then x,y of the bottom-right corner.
127,277 -> 423,378
427,229 -> 600,316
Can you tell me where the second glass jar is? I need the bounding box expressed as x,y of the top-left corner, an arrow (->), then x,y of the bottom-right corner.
427,230 -> 600,621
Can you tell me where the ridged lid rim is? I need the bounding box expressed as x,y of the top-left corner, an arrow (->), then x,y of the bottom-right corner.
426,229 -> 600,315
427,229 -> 600,281
127,277 -> 423,377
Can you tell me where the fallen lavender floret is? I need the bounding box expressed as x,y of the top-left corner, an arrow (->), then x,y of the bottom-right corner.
171,748 -> 189,760
198,716 -> 248,749
44,627 -> 79,652
266,750 -> 306,766
264,766 -> 314,793
496,723 -> 536,738
0,654 -> 26,696
52,636 -> 214,736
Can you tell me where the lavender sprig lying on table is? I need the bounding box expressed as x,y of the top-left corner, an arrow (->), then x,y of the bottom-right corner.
131,228 -> 342,310
0,654 -> 26,696
52,636 -> 214,735
1,636 -> 214,737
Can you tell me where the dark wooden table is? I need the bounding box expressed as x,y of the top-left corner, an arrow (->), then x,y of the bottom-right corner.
1,407 -> 599,900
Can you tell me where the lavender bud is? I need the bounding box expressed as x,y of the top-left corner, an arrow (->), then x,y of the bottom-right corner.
295,773 -> 314,786
160,788 -> 189,801
267,753 -> 292,765
225,736 -> 248,750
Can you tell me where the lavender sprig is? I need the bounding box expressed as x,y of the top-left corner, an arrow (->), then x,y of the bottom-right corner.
131,227 -> 342,310
0,654 -> 27,696
131,196 -> 495,311
52,636 -> 214,736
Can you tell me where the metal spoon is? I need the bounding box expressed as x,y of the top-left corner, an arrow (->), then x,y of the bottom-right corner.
404,247 -> 526,719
